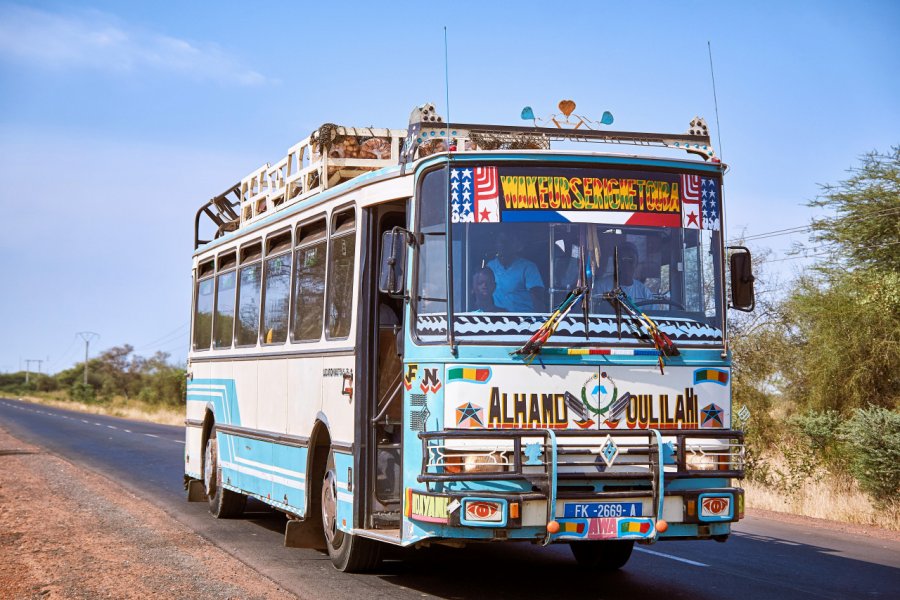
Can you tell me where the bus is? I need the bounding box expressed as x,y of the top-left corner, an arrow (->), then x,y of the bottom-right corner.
185,102 -> 756,573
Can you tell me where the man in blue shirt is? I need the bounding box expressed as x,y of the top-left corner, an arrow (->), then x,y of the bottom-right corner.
487,233 -> 546,312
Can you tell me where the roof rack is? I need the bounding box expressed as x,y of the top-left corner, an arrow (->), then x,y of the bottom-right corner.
194,184 -> 240,249
400,103 -> 715,163
194,103 -> 716,249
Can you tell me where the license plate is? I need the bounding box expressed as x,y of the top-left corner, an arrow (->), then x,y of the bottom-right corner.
563,502 -> 642,518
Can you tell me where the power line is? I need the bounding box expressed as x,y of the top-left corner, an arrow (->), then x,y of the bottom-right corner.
134,322 -> 190,351
153,333 -> 190,356
764,239 -> 900,263
735,225 -> 811,243
727,205 -> 900,245
766,249 -> 835,264
46,334 -> 80,373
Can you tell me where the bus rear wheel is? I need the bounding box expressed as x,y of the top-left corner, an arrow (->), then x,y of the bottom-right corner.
204,428 -> 246,518
569,540 -> 634,570
321,451 -> 381,572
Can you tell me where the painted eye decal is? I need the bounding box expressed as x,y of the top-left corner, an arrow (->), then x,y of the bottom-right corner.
466,501 -> 501,521
702,497 -> 729,515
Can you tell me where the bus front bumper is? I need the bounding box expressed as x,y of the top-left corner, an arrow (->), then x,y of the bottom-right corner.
408,428 -> 745,545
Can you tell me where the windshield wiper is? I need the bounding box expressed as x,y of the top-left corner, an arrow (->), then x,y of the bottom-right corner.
512,286 -> 586,363
599,246 -> 679,374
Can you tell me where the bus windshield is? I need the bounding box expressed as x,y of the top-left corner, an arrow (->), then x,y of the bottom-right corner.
415,165 -> 725,347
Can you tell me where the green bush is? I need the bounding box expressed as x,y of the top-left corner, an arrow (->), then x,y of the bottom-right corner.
70,382 -> 97,404
839,406 -> 900,507
790,410 -> 842,450
788,410 -> 850,474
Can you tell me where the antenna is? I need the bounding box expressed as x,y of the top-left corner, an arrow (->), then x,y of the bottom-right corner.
708,41 -> 730,361
707,41 -> 724,159
444,26 -> 451,134
442,26 -> 458,356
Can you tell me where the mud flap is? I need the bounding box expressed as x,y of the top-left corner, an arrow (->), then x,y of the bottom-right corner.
284,518 -> 327,550
187,479 -> 207,502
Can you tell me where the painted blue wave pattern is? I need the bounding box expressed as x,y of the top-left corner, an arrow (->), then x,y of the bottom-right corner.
186,379 -> 242,426
415,314 -> 722,345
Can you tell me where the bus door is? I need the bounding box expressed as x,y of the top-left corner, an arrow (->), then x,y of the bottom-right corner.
364,203 -> 406,529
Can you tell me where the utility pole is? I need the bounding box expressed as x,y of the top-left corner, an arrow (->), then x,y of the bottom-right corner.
76,332 -> 100,386
24,359 -> 44,384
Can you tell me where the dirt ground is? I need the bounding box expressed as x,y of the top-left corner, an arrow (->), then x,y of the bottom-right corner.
0,427 -> 296,600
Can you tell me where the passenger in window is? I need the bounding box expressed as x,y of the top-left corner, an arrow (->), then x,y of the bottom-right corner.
486,232 -> 545,312
470,267 -> 505,312
597,241 -> 655,303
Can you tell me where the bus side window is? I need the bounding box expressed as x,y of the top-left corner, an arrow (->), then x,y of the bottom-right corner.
292,217 -> 327,342
192,259 -> 215,350
213,252 -> 237,348
262,230 -> 292,345
235,242 -> 262,347
326,208 -> 356,340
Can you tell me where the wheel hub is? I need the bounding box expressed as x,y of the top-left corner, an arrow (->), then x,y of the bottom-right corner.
321,469 -> 343,547
204,438 -> 217,497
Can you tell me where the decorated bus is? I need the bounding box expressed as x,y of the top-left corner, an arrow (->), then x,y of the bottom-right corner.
185,101 -> 755,572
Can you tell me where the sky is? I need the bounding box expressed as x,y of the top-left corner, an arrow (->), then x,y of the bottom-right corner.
0,0 -> 897,374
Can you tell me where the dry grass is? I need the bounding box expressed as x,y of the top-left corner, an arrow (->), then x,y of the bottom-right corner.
15,393 -> 184,426
744,453 -> 899,531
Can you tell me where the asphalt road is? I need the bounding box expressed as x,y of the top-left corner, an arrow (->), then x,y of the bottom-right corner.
1,397 -> 898,600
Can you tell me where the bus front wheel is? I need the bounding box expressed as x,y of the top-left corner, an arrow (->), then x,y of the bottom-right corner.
204,428 -> 246,518
321,451 -> 381,572
569,540 -> 634,570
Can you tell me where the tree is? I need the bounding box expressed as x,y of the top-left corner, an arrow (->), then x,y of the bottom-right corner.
728,247 -> 792,443
807,147 -> 900,272
783,271 -> 900,411
53,344 -> 185,406
782,147 -> 900,412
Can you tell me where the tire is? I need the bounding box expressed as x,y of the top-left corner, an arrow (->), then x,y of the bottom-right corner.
569,540 -> 634,570
204,428 -> 246,518
321,450 -> 382,572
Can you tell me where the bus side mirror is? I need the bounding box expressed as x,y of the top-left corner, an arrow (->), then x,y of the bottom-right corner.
379,229 -> 409,297
728,246 -> 755,312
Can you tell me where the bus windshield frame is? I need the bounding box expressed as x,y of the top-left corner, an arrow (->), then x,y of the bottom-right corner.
413,162 -> 727,349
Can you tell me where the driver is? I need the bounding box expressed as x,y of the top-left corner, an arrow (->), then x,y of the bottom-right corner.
597,241 -> 656,303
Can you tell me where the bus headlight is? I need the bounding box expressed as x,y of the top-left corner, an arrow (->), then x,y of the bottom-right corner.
442,451 -> 509,474
685,450 -> 729,471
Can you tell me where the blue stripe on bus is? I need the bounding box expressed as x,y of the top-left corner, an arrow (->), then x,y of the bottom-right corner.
333,451 -> 355,533
217,433 -> 310,516
186,378 -> 242,426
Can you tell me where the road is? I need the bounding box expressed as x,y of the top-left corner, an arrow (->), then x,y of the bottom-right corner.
1,397 -> 898,600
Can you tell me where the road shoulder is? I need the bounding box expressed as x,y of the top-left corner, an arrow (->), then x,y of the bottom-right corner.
746,507 -> 900,542
0,425 -> 296,600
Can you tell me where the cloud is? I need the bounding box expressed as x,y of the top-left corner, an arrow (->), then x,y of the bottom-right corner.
0,4 -> 270,86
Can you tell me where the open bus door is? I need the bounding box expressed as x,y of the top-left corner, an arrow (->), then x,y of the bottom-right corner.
360,202 -> 407,532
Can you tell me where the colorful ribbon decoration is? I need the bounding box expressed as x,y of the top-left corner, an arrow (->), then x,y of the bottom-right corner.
605,288 -> 679,374
512,287 -> 585,363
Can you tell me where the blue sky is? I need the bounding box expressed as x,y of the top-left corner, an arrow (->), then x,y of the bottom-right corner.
1,0 -> 897,374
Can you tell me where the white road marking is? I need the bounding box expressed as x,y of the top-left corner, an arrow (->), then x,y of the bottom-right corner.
124,429 -> 132,433
634,546 -> 709,567
106,425 -> 117,430
174,440 -> 185,444
144,433 -> 159,439
81,419 -> 89,423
